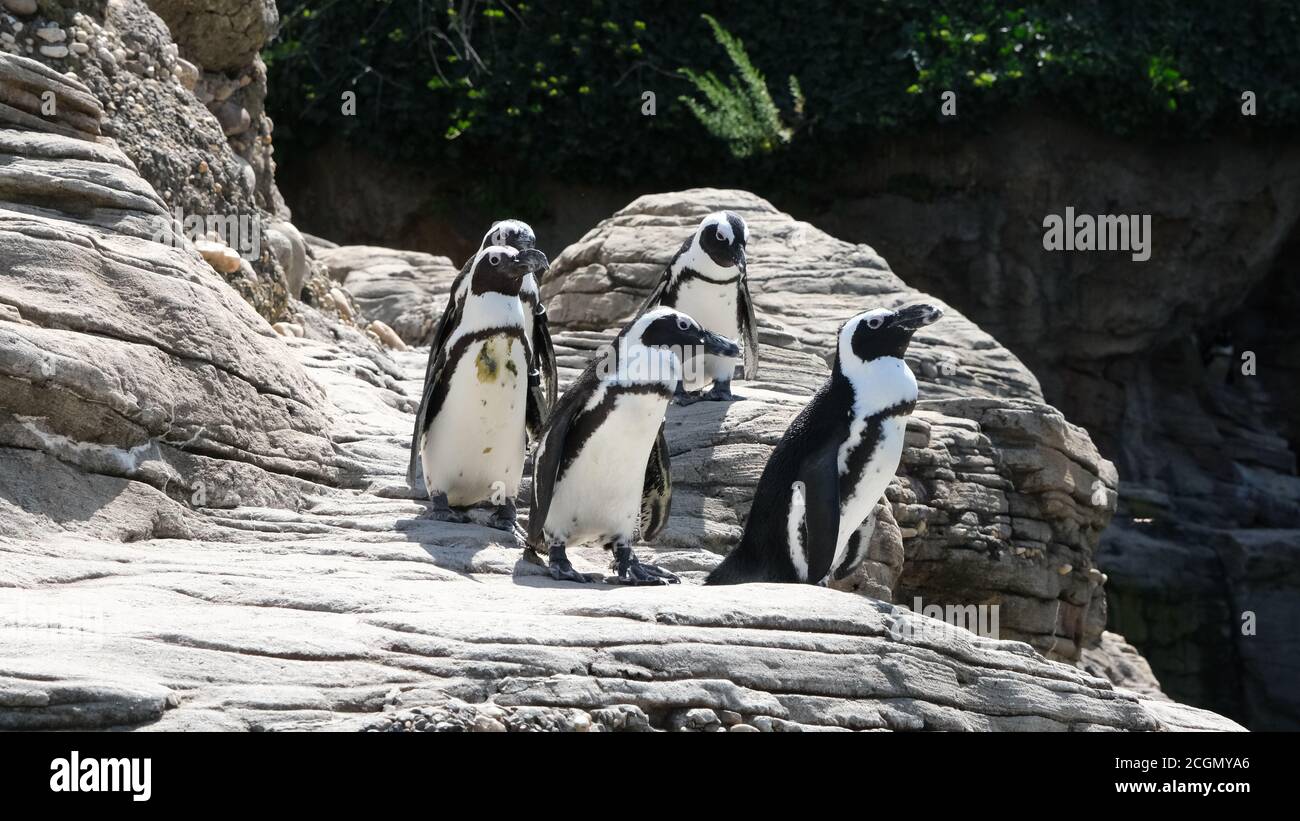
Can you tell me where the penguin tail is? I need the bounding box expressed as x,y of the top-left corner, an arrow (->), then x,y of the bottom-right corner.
704,548 -> 760,585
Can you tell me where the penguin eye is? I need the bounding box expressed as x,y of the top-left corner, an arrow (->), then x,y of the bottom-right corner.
488,253 -> 501,266
715,229 -> 726,242
867,316 -> 885,330
676,316 -> 691,332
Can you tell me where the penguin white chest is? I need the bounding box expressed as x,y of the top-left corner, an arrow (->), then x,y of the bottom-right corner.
673,277 -> 739,388
673,277 -> 739,339
421,333 -> 528,506
833,415 -> 907,568
545,390 -> 668,545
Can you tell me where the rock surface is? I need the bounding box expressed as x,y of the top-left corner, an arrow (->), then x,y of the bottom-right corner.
0,341 -> 1240,732
314,244 -> 462,347
542,190 -> 1118,662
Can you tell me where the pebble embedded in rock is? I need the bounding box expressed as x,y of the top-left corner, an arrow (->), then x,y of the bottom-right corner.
194,239 -> 242,275
35,27 -> 66,43
367,320 -> 407,351
38,45 -> 69,59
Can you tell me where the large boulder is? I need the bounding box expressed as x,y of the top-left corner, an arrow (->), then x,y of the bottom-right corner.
0,1 -> 308,321
314,245 -> 462,347
542,189 -> 1117,661
0,52 -> 335,541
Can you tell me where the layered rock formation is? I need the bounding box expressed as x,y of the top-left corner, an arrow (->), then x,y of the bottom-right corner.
0,0 -> 320,319
542,190 -> 1118,662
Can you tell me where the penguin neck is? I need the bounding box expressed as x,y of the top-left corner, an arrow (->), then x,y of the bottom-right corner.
453,290 -> 526,341
675,242 -> 738,284
836,354 -> 918,420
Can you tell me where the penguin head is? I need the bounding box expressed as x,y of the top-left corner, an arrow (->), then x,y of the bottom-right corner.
469,245 -> 549,297
695,211 -> 749,270
634,307 -> 742,357
843,303 -> 944,363
481,219 -> 537,254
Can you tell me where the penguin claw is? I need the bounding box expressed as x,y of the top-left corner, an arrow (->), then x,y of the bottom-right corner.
612,557 -> 681,586
703,385 -> 743,402
422,506 -> 471,524
549,561 -> 595,584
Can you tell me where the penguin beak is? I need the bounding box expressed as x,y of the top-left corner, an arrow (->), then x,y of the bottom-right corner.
702,330 -> 741,357
891,303 -> 944,331
510,248 -> 549,277
732,243 -> 746,269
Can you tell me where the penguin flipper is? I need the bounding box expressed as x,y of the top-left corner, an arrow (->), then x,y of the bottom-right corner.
639,425 -> 672,542
833,511 -> 876,581
634,235 -> 691,316
737,275 -> 760,380
407,342 -> 452,490
408,262 -> 472,488
528,370 -> 591,551
798,441 -> 842,585
532,304 -> 558,409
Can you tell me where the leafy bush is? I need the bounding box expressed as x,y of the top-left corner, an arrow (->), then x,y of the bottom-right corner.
677,14 -> 803,159
265,0 -> 1300,187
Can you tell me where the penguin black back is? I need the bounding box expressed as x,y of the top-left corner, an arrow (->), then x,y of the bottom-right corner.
705,369 -> 852,584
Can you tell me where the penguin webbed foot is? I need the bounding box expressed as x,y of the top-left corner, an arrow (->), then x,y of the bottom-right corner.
675,383 -> 743,404
466,501 -> 518,533
672,383 -> 705,406
423,493 -> 471,524
703,380 -> 743,402
611,545 -> 680,586
547,545 -> 596,584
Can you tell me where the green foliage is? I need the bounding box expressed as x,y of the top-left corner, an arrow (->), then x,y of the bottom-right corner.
265,0 -> 1300,188
678,14 -> 803,159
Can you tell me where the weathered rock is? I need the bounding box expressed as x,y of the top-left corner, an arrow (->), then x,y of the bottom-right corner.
314,245 -> 462,346
1080,631 -> 1169,702
0,65 -> 336,541
146,0 -> 279,73
543,189 -> 1040,403
541,190 -> 1117,661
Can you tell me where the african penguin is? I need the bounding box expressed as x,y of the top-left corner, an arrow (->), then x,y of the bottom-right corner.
638,211 -> 759,404
408,219 -> 557,490
1203,328 -> 1236,386
706,303 -> 944,585
413,244 -> 549,529
528,307 -> 741,584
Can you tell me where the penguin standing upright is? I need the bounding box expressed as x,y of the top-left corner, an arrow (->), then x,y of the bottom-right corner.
412,244 -> 549,528
408,220 -> 556,489
706,303 -> 944,585
639,211 -> 759,403
528,307 -> 741,584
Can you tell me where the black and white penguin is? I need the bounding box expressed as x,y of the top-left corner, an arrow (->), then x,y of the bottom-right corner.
412,244 -> 549,528
639,211 -> 759,403
408,220 -> 557,489
706,303 -> 944,585
528,307 -> 741,584
1202,328 -> 1236,386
